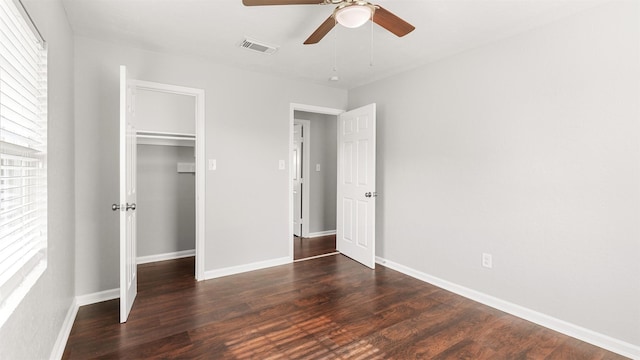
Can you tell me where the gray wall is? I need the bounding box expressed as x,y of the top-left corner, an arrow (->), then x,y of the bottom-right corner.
295,111 -> 337,234
137,145 -> 195,257
0,0 -> 76,358
348,2 -> 639,347
73,36 -> 348,295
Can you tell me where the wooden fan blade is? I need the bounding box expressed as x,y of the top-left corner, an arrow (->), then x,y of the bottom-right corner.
372,6 -> 415,37
303,15 -> 335,45
242,0 -> 324,6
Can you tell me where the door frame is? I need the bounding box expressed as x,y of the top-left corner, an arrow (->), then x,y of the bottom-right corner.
293,119 -> 311,237
133,79 -> 206,280
289,103 -> 343,260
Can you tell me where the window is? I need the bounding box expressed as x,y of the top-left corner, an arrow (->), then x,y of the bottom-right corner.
0,0 -> 47,327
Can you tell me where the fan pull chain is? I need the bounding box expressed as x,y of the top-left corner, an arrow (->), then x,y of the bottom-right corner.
370,19 -> 374,67
333,17 -> 338,73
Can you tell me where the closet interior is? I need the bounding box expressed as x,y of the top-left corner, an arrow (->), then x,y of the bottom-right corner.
134,89 -> 196,265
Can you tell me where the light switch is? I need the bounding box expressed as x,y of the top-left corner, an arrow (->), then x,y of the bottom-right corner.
208,159 -> 216,171
315,164 -> 321,172
278,160 -> 285,170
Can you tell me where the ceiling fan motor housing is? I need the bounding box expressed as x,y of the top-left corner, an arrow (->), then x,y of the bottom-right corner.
334,3 -> 375,28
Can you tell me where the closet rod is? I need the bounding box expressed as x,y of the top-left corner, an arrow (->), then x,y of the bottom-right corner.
136,131 -> 195,147
137,134 -> 195,141
136,130 -> 195,141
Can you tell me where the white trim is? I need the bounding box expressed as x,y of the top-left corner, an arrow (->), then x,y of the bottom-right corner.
49,298 -> 78,360
195,88 -> 206,281
289,103 -> 344,261
294,252 -> 339,263
307,230 -> 336,238
203,257 -> 290,280
132,79 -> 203,97
76,288 -> 119,307
129,79 -> 206,281
290,103 -> 345,117
375,256 -> 640,359
51,289 -> 119,359
137,250 -> 195,265
294,119 -> 311,238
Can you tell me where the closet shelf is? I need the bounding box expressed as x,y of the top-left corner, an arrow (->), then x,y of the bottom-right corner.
136,130 -> 195,147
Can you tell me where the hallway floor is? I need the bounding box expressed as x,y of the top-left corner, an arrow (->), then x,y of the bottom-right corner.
294,235 -> 336,260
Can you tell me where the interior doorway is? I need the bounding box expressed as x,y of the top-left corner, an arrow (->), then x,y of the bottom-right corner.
289,104 -> 342,261
133,80 -> 205,280
132,85 -> 202,275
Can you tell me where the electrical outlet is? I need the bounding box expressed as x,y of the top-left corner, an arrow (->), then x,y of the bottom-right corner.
482,253 -> 493,269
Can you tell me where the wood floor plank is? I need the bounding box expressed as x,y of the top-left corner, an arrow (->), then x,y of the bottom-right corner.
94,331 -> 193,360
63,256 -> 630,359
385,304 -> 502,358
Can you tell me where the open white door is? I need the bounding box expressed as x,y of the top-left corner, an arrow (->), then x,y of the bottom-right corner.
119,65 -> 138,322
292,123 -> 303,237
336,103 -> 376,269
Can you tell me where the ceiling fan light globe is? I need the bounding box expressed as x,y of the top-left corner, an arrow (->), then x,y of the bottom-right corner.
335,5 -> 371,28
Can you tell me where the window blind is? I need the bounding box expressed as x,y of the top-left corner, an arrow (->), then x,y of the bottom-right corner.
0,0 -> 47,327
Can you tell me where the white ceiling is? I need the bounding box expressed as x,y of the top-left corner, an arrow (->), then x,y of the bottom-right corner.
60,0 -> 607,89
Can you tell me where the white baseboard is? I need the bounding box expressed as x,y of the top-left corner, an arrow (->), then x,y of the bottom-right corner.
375,256 -> 640,359
76,288 -> 119,307
307,230 -> 336,238
49,298 -> 78,360
50,289 -> 118,359
294,252 -> 340,262
137,249 -> 195,265
203,256 -> 290,280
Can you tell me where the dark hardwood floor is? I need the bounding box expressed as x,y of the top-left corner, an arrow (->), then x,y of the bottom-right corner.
294,235 -> 337,260
63,256 -> 628,359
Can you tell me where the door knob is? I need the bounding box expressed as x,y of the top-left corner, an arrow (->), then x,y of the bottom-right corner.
112,204 -> 121,211
126,203 -> 136,211
365,192 -> 378,198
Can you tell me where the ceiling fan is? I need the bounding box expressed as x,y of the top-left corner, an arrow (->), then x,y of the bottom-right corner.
242,0 -> 415,45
